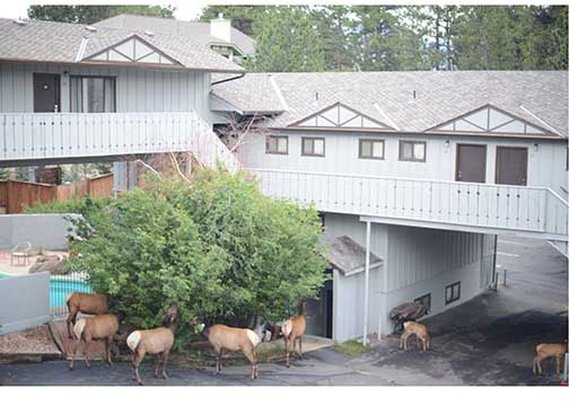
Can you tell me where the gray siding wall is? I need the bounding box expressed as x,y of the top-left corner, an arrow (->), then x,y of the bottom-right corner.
0,272 -> 50,335
0,214 -> 74,250
0,61 -> 212,121
323,213 -> 494,342
238,130 -> 567,194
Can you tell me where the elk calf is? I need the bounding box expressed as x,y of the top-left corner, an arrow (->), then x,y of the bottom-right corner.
532,342 -> 568,375
400,321 -> 431,351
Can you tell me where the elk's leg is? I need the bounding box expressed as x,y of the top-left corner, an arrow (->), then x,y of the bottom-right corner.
133,349 -> 146,385
69,339 -> 81,370
284,336 -> 290,368
214,348 -> 222,375
162,350 -> 170,380
298,336 -> 304,359
67,310 -> 77,338
243,348 -> 258,380
105,337 -> 113,365
154,352 -> 163,378
556,355 -> 561,375
82,336 -> 92,368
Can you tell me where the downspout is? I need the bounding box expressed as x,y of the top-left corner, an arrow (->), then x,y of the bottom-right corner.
363,220 -> 371,345
211,72 -> 245,86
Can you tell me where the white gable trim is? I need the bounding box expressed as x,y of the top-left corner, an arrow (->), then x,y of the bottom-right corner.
427,104 -> 553,136
288,102 -> 394,130
82,35 -> 181,67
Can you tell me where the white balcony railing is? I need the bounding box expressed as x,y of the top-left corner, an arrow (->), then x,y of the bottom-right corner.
0,112 -> 240,171
250,168 -> 568,239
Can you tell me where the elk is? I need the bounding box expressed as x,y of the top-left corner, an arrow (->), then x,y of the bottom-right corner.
400,321 -> 431,351
68,312 -> 123,370
262,323 -> 283,342
66,292 -> 108,339
196,321 -> 261,380
282,303 -> 306,368
127,304 -> 178,386
532,341 -> 568,375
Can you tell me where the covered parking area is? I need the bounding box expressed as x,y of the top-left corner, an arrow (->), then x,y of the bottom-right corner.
365,235 -> 568,385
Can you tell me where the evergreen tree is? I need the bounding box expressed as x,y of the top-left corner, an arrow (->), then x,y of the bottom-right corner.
249,7 -> 325,72
28,5 -> 175,25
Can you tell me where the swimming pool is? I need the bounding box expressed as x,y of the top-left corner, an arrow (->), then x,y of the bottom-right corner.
49,276 -> 93,313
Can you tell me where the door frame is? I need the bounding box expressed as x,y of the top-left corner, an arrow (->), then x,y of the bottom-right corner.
495,146 -> 528,186
455,143 -> 487,183
33,73 -> 61,113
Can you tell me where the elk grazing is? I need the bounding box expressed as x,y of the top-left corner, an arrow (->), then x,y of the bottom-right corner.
400,321 -> 431,351
68,312 -> 123,370
282,303 -> 306,368
532,341 -> 568,375
196,321 -> 261,380
66,292 -> 108,339
127,304 -> 178,386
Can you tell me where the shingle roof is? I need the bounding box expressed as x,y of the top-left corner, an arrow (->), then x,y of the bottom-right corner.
212,71 -> 568,137
94,14 -> 255,56
0,18 -> 244,73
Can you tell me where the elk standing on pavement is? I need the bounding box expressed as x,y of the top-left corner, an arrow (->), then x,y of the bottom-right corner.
532,341 -> 568,375
400,321 -> 431,351
127,304 -> 178,385
66,292 -> 108,339
69,312 -> 123,370
282,302 -> 306,367
196,321 -> 262,380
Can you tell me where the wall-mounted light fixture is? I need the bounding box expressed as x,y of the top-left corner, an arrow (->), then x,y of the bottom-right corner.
533,143 -> 539,152
444,139 -> 450,149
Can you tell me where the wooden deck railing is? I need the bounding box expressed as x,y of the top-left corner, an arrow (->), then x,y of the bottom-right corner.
249,168 -> 568,239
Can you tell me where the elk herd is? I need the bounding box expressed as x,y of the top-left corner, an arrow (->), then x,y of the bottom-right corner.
64,291 -> 567,384
64,291 -> 306,385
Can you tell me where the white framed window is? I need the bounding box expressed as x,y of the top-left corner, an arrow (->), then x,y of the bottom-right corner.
265,135 -> 288,155
399,140 -> 426,162
359,139 -> 385,159
302,137 -> 325,157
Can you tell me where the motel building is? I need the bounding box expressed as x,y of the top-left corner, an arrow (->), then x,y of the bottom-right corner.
0,16 -> 567,342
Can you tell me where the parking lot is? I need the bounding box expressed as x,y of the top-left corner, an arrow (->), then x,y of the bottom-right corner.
0,236 -> 567,386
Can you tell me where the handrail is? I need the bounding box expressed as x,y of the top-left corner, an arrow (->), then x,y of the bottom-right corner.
247,167 -> 560,194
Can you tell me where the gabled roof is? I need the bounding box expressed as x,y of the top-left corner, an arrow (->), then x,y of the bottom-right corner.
0,17 -> 244,73
95,14 -> 255,56
427,104 -> 553,136
212,71 -> 568,138
289,102 -> 395,131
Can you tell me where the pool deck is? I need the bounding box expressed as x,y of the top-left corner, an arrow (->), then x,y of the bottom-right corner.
0,250 -> 68,277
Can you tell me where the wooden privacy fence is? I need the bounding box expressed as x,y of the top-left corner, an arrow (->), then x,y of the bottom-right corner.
0,173 -> 113,214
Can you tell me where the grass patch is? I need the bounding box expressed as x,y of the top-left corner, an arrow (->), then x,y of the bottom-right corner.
334,339 -> 367,357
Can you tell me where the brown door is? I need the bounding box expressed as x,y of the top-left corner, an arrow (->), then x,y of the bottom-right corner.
496,146 -> 528,186
33,73 -> 60,112
456,144 -> 487,183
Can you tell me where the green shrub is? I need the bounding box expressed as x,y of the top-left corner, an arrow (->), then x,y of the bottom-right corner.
44,169 -> 329,343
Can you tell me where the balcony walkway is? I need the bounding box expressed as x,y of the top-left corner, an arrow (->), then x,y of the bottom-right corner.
250,168 -> 568,242
0,112 -> 240,171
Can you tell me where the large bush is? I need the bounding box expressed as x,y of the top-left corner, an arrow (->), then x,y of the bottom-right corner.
49,169 -> 328,340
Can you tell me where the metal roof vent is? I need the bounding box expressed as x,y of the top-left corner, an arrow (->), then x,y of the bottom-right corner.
143,30 -> 155,37
13,19 -> 28,26
85,25 -> 98,32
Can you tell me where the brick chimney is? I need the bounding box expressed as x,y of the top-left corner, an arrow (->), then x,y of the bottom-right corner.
210,13 -> 231,43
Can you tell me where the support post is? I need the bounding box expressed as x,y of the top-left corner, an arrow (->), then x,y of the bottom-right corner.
363,220 -> 371,346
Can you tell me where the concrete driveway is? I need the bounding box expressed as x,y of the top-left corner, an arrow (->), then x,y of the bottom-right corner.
1,236 -> 567,386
